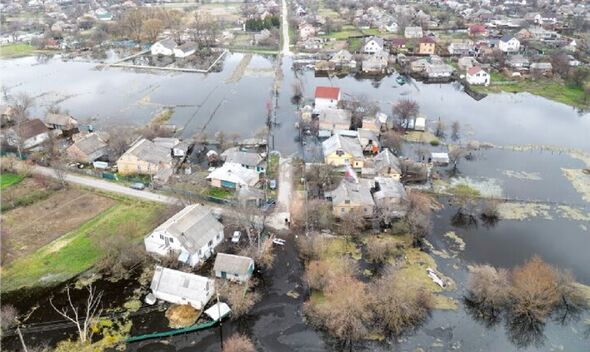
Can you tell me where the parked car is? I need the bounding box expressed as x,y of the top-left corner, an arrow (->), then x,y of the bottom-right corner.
261,200 -> 276,213
231,231 -> 241,243
130,182 -> 145,190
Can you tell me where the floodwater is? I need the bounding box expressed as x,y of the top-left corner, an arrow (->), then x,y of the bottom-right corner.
1,52 -> 590,351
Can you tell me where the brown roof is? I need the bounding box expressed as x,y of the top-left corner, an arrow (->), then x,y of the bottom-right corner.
467,66 -> 484,75
18,119 -> 48,139
315,86 -> 340,100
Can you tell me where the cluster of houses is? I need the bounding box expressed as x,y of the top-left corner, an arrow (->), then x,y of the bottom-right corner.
304,86 -> 424,221
144,203 -> 256,311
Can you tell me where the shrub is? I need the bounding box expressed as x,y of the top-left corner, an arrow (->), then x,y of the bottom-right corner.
223,333 -> 255,352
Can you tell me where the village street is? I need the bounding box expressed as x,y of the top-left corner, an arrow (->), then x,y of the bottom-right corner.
281,0 -> 291,56
32,165 -> 179,204
266,157 -> 293,230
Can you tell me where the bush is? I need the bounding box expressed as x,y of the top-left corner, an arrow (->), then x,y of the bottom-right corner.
0,305 -> 18,331
218,281 -> 260,320
430,140 -> 440,146
223,333 -> 255,352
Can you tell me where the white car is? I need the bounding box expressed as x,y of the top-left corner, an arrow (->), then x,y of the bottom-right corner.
231,231 -> 241,243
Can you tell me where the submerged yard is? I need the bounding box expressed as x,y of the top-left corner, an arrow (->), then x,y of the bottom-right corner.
0,181 -> 166,292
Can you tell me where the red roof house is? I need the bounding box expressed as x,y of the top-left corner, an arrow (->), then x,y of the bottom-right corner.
314,86 -> 341,100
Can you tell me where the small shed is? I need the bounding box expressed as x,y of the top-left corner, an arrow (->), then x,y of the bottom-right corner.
414,117 -> 426,131
431,152 -> 449,166
213,253 -> 255,283
150,266 -> 215,310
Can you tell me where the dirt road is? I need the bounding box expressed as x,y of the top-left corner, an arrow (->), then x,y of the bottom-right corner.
267,157 -> 293,230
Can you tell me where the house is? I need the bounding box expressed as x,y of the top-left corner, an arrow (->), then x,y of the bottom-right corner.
144,204 -> 224,267
318,108 -> 352,133
404,26 -> 423,39
363,149 -> 402,180
498,35 -> 520,53
418,37 -> 436,55
534,12 -> 557,25
363,36 -> 384,55
425,63 -> 454,78
469,24 -> 488,37
66,133 -> 107,163
6,119 -> 50,150
44,113 -> 78,133
322,133 -> 364,168
116,139 -> 173,176
221,147 -> 265,173
237,186 -> 265,207
530,62 -> 552,75
376,112 -> 393,130
254,29 -> 271,45
361,54 -> 388,74
390,38 -> 407,51
206,162 -> 259,190
330,49 -> 355,67
325,179 -> 375,218
384,21 -> 399,33
466,66 -> 490,86
372,176 -> 407,218
410,58 -> 429,72
151,39 -> 177,56
507,54 -> 530,70
357,128 -> 379,153
173,41 -> 197,58
413,116 -> 426,131
150,266 -> 214,310
299,22 -> 316,40
458,56 -> 479,70
213,253 -> 255,283
314,86 -> 341,110
153,137 -> 190,158
448,41 -> 473,56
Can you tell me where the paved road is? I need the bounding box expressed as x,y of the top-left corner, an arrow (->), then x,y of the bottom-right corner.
267,157 -> 293,230
281,0 -> 291,56
33,166 -> 179,204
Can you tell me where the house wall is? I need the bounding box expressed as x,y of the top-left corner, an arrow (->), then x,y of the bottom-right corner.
173,48 -> 195,58
467,72 -> 490,85
499,39 -> 520,52
145,229 -> 224,267
24,133 -> 49,149
117,155 -> 171,175
152,282 -> 213,310
333,203 -> 374,218
151,44 -> 174,56
325,152 -> 364,168
419,43 -> 435,55
315,97 -> 339,110
215,261 -> 254,283
319,120 -> 349,132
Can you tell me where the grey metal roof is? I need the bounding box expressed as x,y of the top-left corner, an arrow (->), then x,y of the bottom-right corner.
71,133 -> 106,156
154,205 -> 224,253
222,147 -> 264,168
327,179 -> 375,207
374,149 -> 401,175
213,253 -> 254,275
322,134 -> 363,158
123,139 -> 172,165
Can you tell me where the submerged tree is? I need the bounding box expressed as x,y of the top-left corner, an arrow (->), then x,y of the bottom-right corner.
50,285 -> 103,344
392,99 -> 419,129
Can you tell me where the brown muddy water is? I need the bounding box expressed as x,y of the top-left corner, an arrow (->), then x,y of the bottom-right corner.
1,52 -> 589,351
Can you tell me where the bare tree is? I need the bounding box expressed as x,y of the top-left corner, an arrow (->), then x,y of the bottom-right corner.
339,209 -> 365,237
466,264 -> 510,319
434,118 -> 446,139
121,9 -> 145,42
392,99 -> 419,129
142,19 -> 164,43
450,121 -> 460,142
218,281 -> 260,320
228,203 -> 264,247
448,145 -> 468,172
12,92 -> 35,159
50,285 -> 103,343
380,129 -> 403,155
405,190 -> 432,246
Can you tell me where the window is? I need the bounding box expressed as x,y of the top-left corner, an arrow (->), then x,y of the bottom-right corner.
169,237 -> 174,243
159,234 -> 164,240
345,200 -> 350,204
208,240 -> 213,247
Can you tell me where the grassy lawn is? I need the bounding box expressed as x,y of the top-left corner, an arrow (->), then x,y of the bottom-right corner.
0,43 -> 36,58
0,173 -> 24,189
472,74 -> 589,109
1,198 -> 164,292
267,153 -> 280,180
321,25 -> 363,40
348,37 -> 362,52
207,187 -> 234,199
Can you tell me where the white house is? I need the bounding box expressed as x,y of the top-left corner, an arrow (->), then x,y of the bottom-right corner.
314,86 -> 341,110
150,266 -> 214,310
213,253 -> 255,283
498,35 -> 520,53
404,26 -> 423,39
362,36 -> 384,55
466,66 -> 490,86
151,39 -> 177,56
144,204 -> 224,267
206,162 -> 259,190
173,41 -> 197,58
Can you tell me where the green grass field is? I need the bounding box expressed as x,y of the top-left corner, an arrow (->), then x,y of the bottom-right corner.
208,187 -> 234,199
1,199 -> 163,292
0,173 -> 24,189
0,43 -> 35,58
472,74 -> 589,109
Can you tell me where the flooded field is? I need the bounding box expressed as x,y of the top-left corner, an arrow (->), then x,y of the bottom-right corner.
1,52 -> 589,352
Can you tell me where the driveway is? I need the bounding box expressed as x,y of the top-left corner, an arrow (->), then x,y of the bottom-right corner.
267,157 -> 293,230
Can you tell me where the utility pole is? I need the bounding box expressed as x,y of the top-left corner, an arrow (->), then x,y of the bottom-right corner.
217,292 -> 223,350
